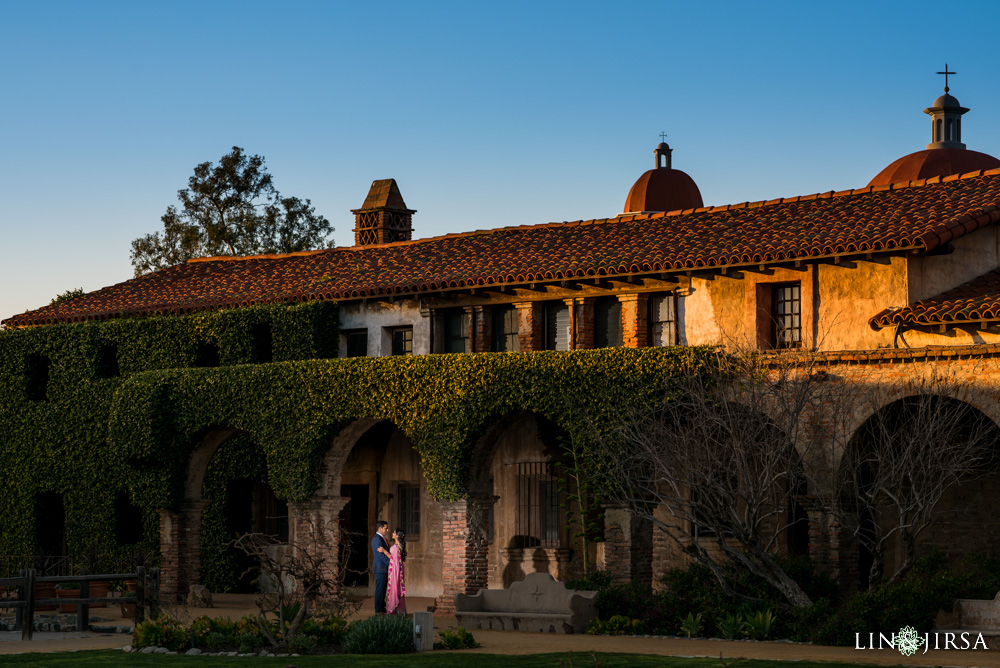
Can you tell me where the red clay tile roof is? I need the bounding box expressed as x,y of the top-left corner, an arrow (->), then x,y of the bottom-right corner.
870,267 -> 1000,330
7,168 -> 1000,328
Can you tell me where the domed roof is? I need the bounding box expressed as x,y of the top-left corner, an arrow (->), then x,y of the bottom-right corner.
932,93 -> 962,109
624,167 -> 703,213
868,148 -> 1000,187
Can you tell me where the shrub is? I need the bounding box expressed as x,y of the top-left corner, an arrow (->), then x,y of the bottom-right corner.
586,615 -> 647,636
716,613 -> 743,640
301,616 -> 350,646
288,634 -> 319,654
133,615 -> 187,650
742,609 -> 776,640
237,632 -> 265,654
343,614 -> 414,654
812,553 -> 1000,646
566,570 -> 613,592
436,627 -> 480,649
678,612 -> 704,638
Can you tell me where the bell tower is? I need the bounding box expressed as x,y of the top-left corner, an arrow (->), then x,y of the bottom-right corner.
924,64 -> 969,150
351,179 -> 415,246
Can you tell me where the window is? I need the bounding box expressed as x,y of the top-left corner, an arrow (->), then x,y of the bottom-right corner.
492,306 -> 519,352
34,492 -> 66,555
96,343 -> 120,378
390,327 -> 413,356
194,341 -> 221,367
544,303 -> 570,351
345,330 -> 368,358
250,323 -> 273,363
398,484 -> 421,538
24,354 -> 51,402
649,294 -> 676,347
594,297 -> 623,348
113,491 -> 144,545
773,283 -> 801,349
514,462 -> 560,548
442,309 -> 471,354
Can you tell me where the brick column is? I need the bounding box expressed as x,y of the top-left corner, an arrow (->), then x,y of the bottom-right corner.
288,496 -> 350,592
434,497 -> 492,613
619,294 -> 649,348
158,499 -> 208,601
572,298 -> 596,349
514,302 -> 544,351
598,505 -> 653,587
472,306 -> 491,353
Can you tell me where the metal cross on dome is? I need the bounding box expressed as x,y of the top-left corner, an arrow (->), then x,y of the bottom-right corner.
659,132 -> 668,142
937,64 -> 956,92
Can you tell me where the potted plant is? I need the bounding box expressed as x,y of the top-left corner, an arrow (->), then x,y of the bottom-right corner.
32,557 -> 58,612
55,581 -> 81,613
82,547 -> 110,607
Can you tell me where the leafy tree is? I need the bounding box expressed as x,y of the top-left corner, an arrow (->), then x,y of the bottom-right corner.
130,147 -> 334,276
50,287 -> 85,305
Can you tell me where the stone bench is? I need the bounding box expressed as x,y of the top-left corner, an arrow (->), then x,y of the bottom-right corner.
454,572 -> 597,634
934,591 -> 1000,650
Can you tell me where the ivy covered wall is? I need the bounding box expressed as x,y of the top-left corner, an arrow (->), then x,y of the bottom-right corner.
0,297 -> 710,570
0,301 -> 338,562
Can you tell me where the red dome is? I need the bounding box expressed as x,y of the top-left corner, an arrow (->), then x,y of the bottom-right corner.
868,148 -> 1000,187
624,168 -> 703,213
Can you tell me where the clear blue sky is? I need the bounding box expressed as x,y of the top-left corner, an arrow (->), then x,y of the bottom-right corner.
3,1 -> 999,323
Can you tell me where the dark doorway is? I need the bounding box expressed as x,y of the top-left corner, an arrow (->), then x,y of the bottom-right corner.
226,479 -> 257,592
34,492 -> 67,557
339,484 -> 370,586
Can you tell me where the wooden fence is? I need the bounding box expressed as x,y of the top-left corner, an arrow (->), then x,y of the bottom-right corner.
0,566 -> 160,640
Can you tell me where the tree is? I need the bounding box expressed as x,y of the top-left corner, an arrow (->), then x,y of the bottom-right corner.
602,350 -> 823,608
130,147 -> 334,276
836,375 -> 1000,589
233,519 -> 359,651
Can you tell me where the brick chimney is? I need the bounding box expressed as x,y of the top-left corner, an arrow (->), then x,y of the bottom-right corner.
351,179 -> 415,246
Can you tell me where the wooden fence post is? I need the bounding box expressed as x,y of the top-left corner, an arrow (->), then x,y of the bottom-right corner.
78,568 -> 90,631
135,566 -> 145,624
14,569 -> 24,633
150,567 -> 160,618
23,569 -> 35,641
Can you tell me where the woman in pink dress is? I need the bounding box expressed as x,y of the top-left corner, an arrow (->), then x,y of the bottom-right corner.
386,528 -> 407,614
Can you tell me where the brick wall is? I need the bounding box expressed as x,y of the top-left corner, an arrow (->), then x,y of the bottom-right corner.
619,294 -> 649,348
157,500 -> 208,601
434,498 -> 491,613
515,302 -> 544,351
472,306 -> 491,353
598,506 -> 653,587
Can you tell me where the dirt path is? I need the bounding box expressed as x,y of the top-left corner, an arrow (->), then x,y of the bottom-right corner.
4,595 -> 999,666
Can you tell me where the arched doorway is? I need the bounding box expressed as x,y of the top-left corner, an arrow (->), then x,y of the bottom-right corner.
332,420 -> 442,597
842,394 -> 1000,588
199,433 -> 287,593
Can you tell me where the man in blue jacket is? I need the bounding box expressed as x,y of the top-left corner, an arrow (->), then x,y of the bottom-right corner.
371,520 -> 390,613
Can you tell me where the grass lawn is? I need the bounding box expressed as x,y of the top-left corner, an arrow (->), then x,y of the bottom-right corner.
0,651 -> 884,668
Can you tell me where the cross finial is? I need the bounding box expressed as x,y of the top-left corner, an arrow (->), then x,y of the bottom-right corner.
937,64 -> 956,93
659,132 -> 668,142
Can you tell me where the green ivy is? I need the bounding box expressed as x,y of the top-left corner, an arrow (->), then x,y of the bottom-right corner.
200,433 -> 268,592
0,298 -> 712,567
0,301 -> 337,561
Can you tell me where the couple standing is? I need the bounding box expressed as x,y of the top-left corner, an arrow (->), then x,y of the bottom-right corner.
371,520 -> 407,614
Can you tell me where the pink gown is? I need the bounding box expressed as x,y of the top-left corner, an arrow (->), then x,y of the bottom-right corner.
386,543 -> 406,614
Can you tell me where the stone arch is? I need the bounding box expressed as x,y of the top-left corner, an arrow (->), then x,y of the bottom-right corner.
160,424 -> 286,599
464,410 -> 578,588
839,392 -> 1000,589
307,418 -> 444,598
